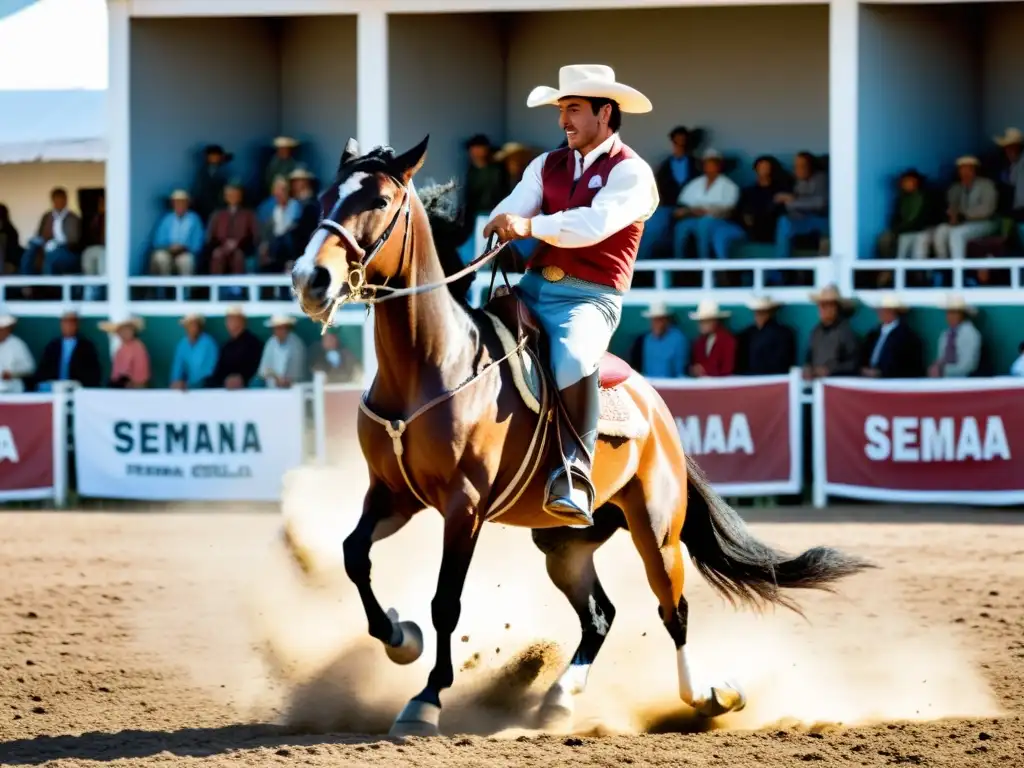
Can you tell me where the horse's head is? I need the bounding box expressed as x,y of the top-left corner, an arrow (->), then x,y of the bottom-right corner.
292,136 -> 428,323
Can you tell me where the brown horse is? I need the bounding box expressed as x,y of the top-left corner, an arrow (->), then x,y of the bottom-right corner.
288,136 -> 873,737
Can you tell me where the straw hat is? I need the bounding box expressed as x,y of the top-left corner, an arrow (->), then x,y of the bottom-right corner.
0,314 -> 17,329
941,293 -> 977,316
169,189 -> 190,201
874,293 -> 909,313
701,148 -> 724,161
273,136 -> 299,149
225,305 -> 246,318
59,306 -> 80,320
994,127 -> 1024,147
526,64 -> 652,114
99,311 -> 145,333
179,312 -> 205,327
688,299 -> 731,321
809,283 -> 854,307
746,295 -> 782,312
288,166 -> 316,181
955,155 -> 981,167
264,314 -> 297,328
641,301 -> 673,319
493,142 -> 533,162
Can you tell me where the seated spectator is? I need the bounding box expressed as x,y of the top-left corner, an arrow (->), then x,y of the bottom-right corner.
256,316 -> 307,388
265,136 -> 300,196
0,313 -> 35,394
920,156 -> 998,260
994,128 -> 1024,242
20,187 -> 82,275
928,294 -> 982,378
712,155 -> 789,260
860,295 -> 924,378
735,295 -> 796,375
688,299 -> 736,377
208,306 -> 262,389
458,134 -> 508,264
673,149 -> 740,260
290,166 -> 320,248
206,181 -> 259,275
81,191 -> 106,277
877,169 -> 936,259
494,142 -> 539,187
99,313 -> 150,389
775,152 -> 829,259
191,143 -> 232,222
1010,341 -> 1024,377
629,301 -> 688,378
258,176 -> 301,275
804,284 -> 860,380
0,204 -> 22,274
639,126 -> 698,260
150,190 -> 204,276
310,331 -> 362,384
34,308 -> 101,391
169,313 -> 219,390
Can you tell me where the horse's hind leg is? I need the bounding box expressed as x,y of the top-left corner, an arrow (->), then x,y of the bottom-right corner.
343,479 -> 424,664
532,504 -> 623,728
621,479 -> 745,718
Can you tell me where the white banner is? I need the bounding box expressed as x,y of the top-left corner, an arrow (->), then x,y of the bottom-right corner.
72,388 -> 306,502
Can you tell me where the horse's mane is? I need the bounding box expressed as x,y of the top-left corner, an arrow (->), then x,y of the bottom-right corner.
416,178 -> 475,307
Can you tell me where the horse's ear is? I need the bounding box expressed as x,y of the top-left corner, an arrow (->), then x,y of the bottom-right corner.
393,135 -> 429,184
337,138 -> 360,173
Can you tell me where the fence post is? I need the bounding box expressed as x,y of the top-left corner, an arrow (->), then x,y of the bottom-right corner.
811,379 -> 827,509
312,370 -> 328,465
51,382 -> 73,508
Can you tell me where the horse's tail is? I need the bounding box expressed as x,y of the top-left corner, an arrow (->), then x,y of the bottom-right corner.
680,454 -> 875,615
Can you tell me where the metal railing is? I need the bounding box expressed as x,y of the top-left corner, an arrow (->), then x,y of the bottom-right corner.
850,257 -> 1024,305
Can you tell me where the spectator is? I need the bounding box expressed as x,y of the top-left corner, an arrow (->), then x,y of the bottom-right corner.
921,156 -> 998,261
860,295 -> 924,378
493,142 -> 539,186
99,313 -> 150,389
928,294 -> 982,378
150,190 -> 204,276
877,169 -> 935,259
730,155 -> 789,249
290,166 -> 320,250
81,191 -> 106,277
0,204 -> 22,274
265,136 -> 300,195
258,176 -> 301,275
1010,341 -> 1024,377
169,313 -> 219,390
804,284 -> 860,380
735,295 -> 796,375
775,152 -> 829,259
310,331 -> 362,384
208,306 -> 262,389
640,125 -> 698,259
629,301 -> 688,378
0,314 -> 35,394
673,149 -> 740,260
458,134 -> 508,264
34,308 -> 102,391
20,187 -> 82,276
256,315 -> 307,388
688,299 -> 736,377
994,127 -> 1024,242
206,181 -> 259,276
191,143 -> 232,222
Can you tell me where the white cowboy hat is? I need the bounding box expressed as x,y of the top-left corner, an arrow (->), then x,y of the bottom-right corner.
288,166 -> 316,181
941,293 -> 977,316
746,295 -> 781,312
179,312 -> 205,326
688,299 -> 731,321
59,306 -> 80,320
809,283 -> 855,307
0,314 -> 17,328
99,311 -> 145,333
701,148 -> 724,161
642,301 -> 673,319
955,155 -> 981,167
264,314 -> 297,328
225,304 -> 246,318
526,64 -> 652,114
273,136 -> 299,149
169,189 -> 190,201
493,142 -> 534,162
874,293 -> 909,312
994,127 -> 1024,147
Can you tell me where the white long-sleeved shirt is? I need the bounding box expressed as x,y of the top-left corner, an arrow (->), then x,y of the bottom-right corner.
0,334 -> 36,394
677,174 -> 740,211
488,133 -> 658,249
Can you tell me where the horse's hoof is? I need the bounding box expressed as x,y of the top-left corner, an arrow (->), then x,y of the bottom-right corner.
693,684 -> 746,718
384,609 -> 424,665
389,700 -> 441,738
536,685 -> 574,730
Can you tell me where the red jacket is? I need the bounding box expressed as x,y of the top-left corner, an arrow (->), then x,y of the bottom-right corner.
529,137 -> 644,292
691,329 -> 737,377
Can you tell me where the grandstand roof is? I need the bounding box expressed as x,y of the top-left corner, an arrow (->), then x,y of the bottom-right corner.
0,0 -> 107,164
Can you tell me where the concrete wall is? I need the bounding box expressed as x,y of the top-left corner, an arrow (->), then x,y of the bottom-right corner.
981,3 -> 1024,139
857,5 -> 983,258
0,161 -> 105,240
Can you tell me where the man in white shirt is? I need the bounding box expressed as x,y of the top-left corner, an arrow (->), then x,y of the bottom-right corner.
257,315 -> 308,388
481,64 -> 658,527
0,315 -> 36,394
672,149 -> 740,260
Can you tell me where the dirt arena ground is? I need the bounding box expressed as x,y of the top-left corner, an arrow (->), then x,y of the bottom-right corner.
1,471 -> 1022,766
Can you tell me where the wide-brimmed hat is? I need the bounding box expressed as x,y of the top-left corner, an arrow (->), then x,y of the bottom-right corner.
527,64 -> 652,114
874,293 -> 909,312
941,293 -> 977,316
169,189 -> 190,201
179,313 -> 205,327
99,311 -> 145,333
225,305 -> 246,318
688,299 -> 731,321
994,127 -> 1024,147
0,314 -> 17,329
288,166 -> 316,181
642,301 -> 673,319
701,148 -> 724,162
809,283 -> 855,307
273,136 -> 299,149
746,295 -> 782,312
493,142 -> 533,162
956,155 -> 981,167
264,315 -> 297,328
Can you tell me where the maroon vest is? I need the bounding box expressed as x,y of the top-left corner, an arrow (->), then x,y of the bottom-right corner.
529,136 -> 644,292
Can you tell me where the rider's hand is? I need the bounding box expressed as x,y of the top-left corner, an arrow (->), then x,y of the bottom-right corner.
484,213 -> 532,242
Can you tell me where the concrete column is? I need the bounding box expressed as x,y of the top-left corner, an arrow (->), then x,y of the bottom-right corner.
105,0 -> 132,313
829,0 -> 859,291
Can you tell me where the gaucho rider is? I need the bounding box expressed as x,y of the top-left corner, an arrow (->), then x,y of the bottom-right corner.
483,64 -> 658,527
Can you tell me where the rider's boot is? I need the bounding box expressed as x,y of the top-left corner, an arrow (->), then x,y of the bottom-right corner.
544,371 -> 600,527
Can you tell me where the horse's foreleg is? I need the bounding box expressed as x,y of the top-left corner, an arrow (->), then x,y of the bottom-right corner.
343,480 -> 423,662
390,496 -> 482,737
532,506 -> 621,728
